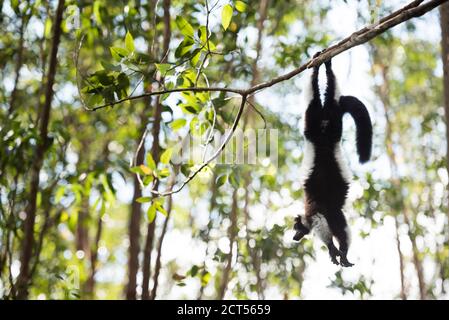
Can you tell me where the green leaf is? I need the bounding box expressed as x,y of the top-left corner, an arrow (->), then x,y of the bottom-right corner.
147,204 -> 157,223
146,153 -> 156,170
189,265 -> 199,277
11,0 -> 19,13
136,196 -> 152,203
155,202 -> 167,216
190,49 -> 202,67
229,172 -> 240,188
94,70 -> 114,85
160,148 -> 173,164
235,1 -> 247,12
207,40 -> 217,51
175,38 -> 194,58
93,2 -> 103,24
170,119 -> 187,131
101,60 -> 121,72
155,63 -> 171,75
182,105 -> 200,115
157,168 -> 170,178
143,175 -> 154,186
221,4 -> 233,30
201,272 -> 211,286
198,26 -> 208,45
44,18 -> 52,38
130,166 -> 144,175
190,117 -> 199,133
117,72 -> 130,91
175,16 -> 194,38
125,31 -> 135,52
216,174 -> 228,188
110,47 -> 129,61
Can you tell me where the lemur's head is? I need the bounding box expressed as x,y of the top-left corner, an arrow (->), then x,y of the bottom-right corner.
293,216 -> 310,241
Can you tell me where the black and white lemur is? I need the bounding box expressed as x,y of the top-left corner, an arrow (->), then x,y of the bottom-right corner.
293,54 -> 373,267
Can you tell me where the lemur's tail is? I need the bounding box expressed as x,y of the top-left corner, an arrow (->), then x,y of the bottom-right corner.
340,95 -> 373,163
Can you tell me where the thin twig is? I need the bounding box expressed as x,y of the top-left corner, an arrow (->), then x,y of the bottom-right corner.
246,99 -> 267,129
133,126 -> 150,189
148,95 -> 247,196
92,86 -> 244,111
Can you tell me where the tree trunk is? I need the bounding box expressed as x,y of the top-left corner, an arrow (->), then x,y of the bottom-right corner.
150,178 -> 174,300
217,189 -> 238,299
197,173 -> 218,300
373,57 -> 426,299
394,216 -> 407,299
76,140 -> 91,256
85,213 -> 103,297
85,143 -> 109,297
242,0 -> 269,299
16,0 -> 65,300
9,18 -> 26,114
439,0 -> 449,295
141,0 -> 171,300
440,0 -> 449,225
126,113 -> 146,300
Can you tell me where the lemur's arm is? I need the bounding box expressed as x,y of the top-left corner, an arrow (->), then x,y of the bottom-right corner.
339,95 -> 373,163
311,64 -> 321,102
304,57 -> 322,140
324,59 -> 337,103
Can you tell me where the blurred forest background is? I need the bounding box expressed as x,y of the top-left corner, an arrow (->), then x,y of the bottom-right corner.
1,0 -> 449,300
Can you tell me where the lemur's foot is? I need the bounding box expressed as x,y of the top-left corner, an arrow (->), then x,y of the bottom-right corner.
328,246 -> 341,265
313,51 -> 322,59
293,230 -> 306,241
339,256 -> 354,268
293,216 -> 310,241
330,255 -> 340,265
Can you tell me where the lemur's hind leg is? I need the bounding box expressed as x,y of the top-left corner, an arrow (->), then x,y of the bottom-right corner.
329,210 -> 354,267
311,213 -> 341,266
325,237 -> 340,265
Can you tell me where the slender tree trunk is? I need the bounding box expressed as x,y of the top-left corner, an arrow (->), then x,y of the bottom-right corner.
16,0 -> 65,300
85,143 -> 109,297
197,173 -> 218,300
441,0 -> 449,190
439,1 -> 449,295
76,140 -> 91,255
126,113 -> 146,300
141,0 -> 171,300
394,217 -> 407,299
241,0 -> 269,299
217,189 -> 238,300
85,213 -> 103,297
374,59 -> 426,299
150,179 -> 174,300
243,180 -> 264,299
402,208 -> 426,299
126,0 -> 160,300
76,198 -> 89,252
9,18 -> 26,114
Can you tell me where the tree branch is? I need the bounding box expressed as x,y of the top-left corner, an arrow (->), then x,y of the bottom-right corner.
87,0 -> 447,197
89,0 -> 447,111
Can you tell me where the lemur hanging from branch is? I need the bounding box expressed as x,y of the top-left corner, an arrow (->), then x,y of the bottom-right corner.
293,53 -> 373,267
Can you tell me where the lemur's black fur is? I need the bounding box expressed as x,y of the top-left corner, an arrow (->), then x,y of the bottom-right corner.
293,54 -> 373,267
